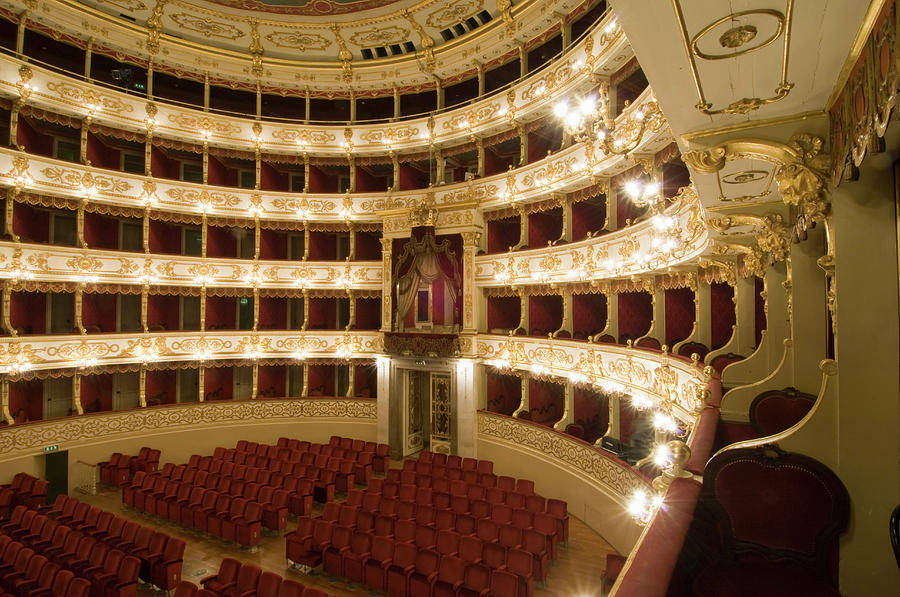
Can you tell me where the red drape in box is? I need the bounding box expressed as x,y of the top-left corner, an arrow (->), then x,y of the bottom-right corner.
9,378 -> 43,422
573,293 -> 607,339
618,291 -> 652,343
82,293 -> 116,333
204,366 -> 233,400
528,295 -> 562,336
257,365 -> 286,398
665,288 -> 695,347
353,362 -> 377,397
710,282 -> 736,350
13,203 -> 50,244
486,371 -> 520,415
394,227 -> 461,328
307,364 -> 335,396
80,373 -> 112,413
145,369 -> 176,405
10,291 -> 46,334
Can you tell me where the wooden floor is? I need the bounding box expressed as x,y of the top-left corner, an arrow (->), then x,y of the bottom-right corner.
79,481 -> 617,597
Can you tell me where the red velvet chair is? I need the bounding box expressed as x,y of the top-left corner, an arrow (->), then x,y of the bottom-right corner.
432,555 -> 465,597
200,558 -> 241,594
385,541 -> 417,597
341,531 -> 372,583
363,536 -> 395,591
149,537 -> 185,592
407,549 -> 439,597
507,548 -> 534,597
490,569 -> 518,596
26,568 -> 74,597
691,447 -> 849,597
322,525 -> 352,577
221,564 -> 260,597
277,579 -> 305,597
749,387 -> 816,437
458,563 -> 491,597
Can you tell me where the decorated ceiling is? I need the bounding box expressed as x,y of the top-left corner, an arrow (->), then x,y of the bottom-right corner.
198,0 -> 408,16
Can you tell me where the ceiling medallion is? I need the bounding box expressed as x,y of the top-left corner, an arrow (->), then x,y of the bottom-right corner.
719,24 -> 757,49
721,169 -> 768,184
671,0 -> 794,115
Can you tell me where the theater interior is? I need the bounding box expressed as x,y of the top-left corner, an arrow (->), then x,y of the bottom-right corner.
0,0 -> 897,595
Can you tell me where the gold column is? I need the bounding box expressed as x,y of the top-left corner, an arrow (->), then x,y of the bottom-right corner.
434,147 -> 444,183
517,42 -> 526,78
9,101 -> 19,149
145,131 -> 153,176
146,60 -> 153,98
392,85 -> 400,119
512,374 -> 529,417
142,209 -> 150,253
140,286 -> 148,332
199,287 -> 206,332
252,362 -> 259,399
203,72 -> 210,111
436,81 -> 445,110
348,155 -> 356,193
202,140 -> 209,184
349,89 -> 356,122
348,225 -> 356,260
301,363 -> 309,397
254,218 -> 260,259
77,199 -> 87,248
391,151 -> 399,192
304,87 -> 310,123
345,290 -> 355,331
80,116 -> 90,165
252,287 -> 259,331
517,124 -> 527,166
201,214 -> 208,258
138,366 -> 147,408
303,229 -> 310,261
72,374 -> 83,415
4,190 -> 16,241
16,10 -> 27,54
553,382 -> 574,431
380,237 -> 392,332
461,232 -> 481,334
346,363 -> 355,398
85,38 -> 93,79
254,148 -> 261,190
301,288 -> 309,331
599,394 -> 621,444
74,286 -> 85,334
2,282 -> 16,336
198,366 -> 205,402
255,82 -> 262,118
475,137 -> 485,178
0,379 -> 11,425
303,153 -> 310,192
476,62 -> 485,96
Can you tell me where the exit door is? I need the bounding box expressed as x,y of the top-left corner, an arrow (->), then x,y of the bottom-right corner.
45,450 -> 68,503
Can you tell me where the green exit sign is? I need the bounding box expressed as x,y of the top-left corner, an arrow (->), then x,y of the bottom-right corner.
43,445 -> 59,453
415,360 -> 426,366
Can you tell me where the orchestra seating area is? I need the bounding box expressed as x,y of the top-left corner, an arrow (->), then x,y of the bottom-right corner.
98,450 -> 161,488
0,494 -> 185,597
287,449 -> 567,597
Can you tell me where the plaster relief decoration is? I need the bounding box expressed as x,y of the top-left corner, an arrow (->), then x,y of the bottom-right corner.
265,31 -> 332,51
349,26 -> 409,48
168,12 -> 245,40
100,0 -> 148,10
672,0 -> 794,114
683,134 -> 830,242
478,412 -> 648,502
0,399 -> 375,458
426,0 -> 483,29
43,82 -> 134,116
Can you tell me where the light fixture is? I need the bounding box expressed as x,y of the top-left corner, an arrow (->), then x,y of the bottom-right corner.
555,82 -> 660,156
627,488 -> 664,526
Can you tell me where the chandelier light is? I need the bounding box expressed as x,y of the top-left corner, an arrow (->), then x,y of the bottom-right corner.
554,82 -> 659,155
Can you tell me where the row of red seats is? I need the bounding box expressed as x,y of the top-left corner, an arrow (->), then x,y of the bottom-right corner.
124,474 -> 262,549
185,451 -> 349,504
0,476 -> 48,514
0,519 -> 140,597
138,472 -> 295,533
416,451 -> 495,473
198,442 -> 378,493
363,480 -> 565,556
197,557 -> 327,597
0,536 -> 91,597
306,497 -> 552,581
24,495 -> 184,591
288,521 -> 533,597
97,448 -> 161,487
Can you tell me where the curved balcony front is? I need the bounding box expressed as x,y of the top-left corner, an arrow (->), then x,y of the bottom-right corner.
0,10 -> 628,152
0,89 -> 670,225
3,0 -> 619,94
0,242 -> 382,290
